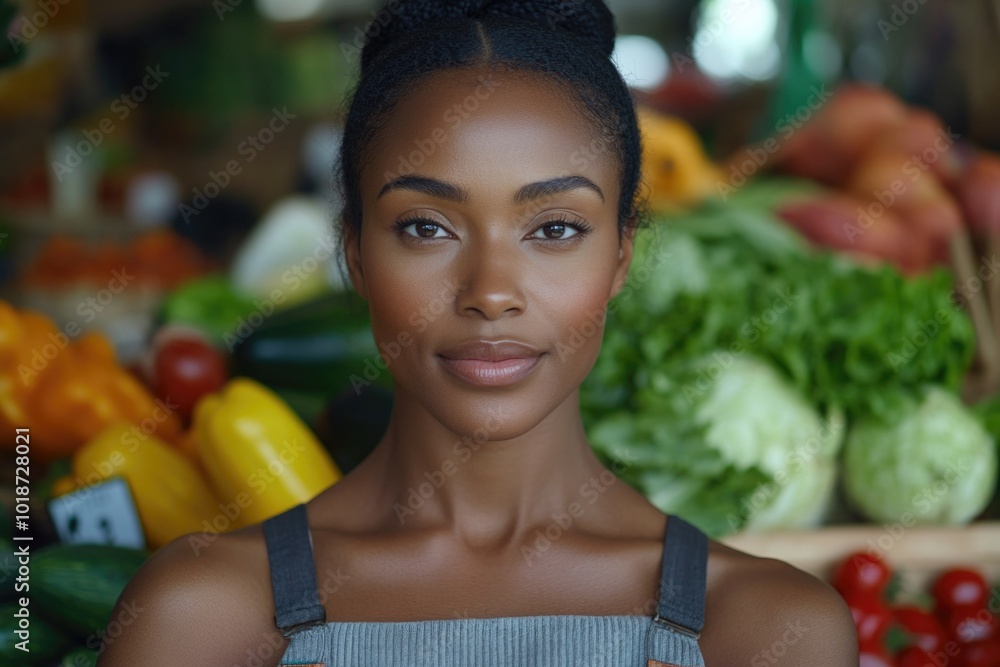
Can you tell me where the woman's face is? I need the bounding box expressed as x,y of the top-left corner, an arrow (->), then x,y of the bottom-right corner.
347,69 -> 633,439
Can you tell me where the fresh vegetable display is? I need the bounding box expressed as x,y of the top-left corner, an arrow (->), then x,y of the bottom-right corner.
193,377 -> 342,527
0,543 -> 147,664
733,84 -> 998,275
70,422 -> 221,549
0,301 -> 182,462
580,182 -> 984,535
830,550 -> 1000,666
588,353 -> 845,536
31,543 -> 149,640
731,82 -> 1000,392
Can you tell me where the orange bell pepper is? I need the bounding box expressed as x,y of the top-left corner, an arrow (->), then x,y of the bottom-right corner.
0,301 -> 182,462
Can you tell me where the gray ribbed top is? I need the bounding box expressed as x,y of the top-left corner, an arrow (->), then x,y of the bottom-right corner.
263,504 -> 708,667
276,614 -> 704,666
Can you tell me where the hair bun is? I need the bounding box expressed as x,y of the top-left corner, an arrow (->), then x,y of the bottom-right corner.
361,0 -> 617,70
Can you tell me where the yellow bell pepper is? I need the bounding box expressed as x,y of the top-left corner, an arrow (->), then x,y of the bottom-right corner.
193,378 -> 340,527
73,422 -> 220,549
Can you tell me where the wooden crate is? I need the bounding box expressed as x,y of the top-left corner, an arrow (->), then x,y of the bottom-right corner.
722,522 -> 1000,600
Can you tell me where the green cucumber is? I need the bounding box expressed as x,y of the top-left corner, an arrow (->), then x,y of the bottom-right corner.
59,646 -> 99,667
0,602 -> 72,664
0,549 -> 15,604
231,291 -> 387,395
32,544 -> 149,640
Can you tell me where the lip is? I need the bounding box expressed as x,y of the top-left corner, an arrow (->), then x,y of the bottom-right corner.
437,340 -> 545,387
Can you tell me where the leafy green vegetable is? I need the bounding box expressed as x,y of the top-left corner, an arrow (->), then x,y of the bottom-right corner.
974,393 -> 1000,443
582,181 -> 979,534
843,386 -> 997,525
589,353 -> 845,537
585,189 -> 976,423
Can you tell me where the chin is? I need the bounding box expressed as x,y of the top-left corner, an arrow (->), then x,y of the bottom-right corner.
425,390 -> 565,444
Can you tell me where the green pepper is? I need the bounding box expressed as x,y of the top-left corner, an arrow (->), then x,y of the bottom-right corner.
156,275 -> 257,348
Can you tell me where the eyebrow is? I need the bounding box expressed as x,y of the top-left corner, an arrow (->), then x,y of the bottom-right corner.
377,174 -> 605,204
513,175 -> 604,204
377,175 -> 467,203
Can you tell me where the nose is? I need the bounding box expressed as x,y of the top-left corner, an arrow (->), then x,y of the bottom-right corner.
454,241 -> 526,320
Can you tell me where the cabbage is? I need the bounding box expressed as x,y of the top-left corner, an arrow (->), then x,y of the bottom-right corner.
843,386 -> 998,525
588,353 -> 846,537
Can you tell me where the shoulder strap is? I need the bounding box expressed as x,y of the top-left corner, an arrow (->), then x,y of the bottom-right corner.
653,514 -> 707,638
262,503 -> 328,637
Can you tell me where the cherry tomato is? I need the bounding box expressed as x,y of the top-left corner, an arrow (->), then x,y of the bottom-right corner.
947,605 -> 999,645
154,336 -> 228,420
833,552 -> 892,597
895,605 -> 948,653
859,648 -> 894,667
934,569 -> 990,612
957,637 -> 1000,667
844,591 -> 893,646
896,646 -> 938,667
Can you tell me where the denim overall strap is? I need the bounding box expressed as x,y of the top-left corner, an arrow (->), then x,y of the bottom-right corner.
263,503 -> 328,637
654,514 -> 707,636
644,514 -> 708,667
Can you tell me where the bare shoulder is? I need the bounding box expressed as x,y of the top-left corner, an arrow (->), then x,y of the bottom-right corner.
96,527 -> 288,667
700,540 -> 858,667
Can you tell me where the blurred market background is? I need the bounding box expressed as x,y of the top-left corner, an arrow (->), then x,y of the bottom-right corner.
2,0 -> 1000,663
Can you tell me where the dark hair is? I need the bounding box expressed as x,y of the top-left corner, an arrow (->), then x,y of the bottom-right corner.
337,0 -> 644,244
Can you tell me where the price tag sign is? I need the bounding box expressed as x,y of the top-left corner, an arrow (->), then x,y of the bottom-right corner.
47,477 -> 146,549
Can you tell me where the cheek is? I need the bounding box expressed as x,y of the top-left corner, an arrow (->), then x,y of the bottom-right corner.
359,242 -> 455,361
538,250 -> 619,372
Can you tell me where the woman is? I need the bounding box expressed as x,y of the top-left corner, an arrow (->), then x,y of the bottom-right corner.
98,1 -> 858,665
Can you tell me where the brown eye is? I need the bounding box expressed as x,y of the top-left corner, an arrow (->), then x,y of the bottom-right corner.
416,222 -> 440,238
397,220 -> 449,239
531,223 -> 580,240
545,224 -> 565,239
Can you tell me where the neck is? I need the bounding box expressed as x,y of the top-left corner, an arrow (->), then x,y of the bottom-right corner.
364,387 -> 610,548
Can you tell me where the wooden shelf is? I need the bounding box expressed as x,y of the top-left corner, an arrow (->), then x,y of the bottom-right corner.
723,522 -> 1000,598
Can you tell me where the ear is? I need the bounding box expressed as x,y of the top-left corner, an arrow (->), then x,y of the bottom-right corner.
343,223 -> 369,300
609,219 -> 636,300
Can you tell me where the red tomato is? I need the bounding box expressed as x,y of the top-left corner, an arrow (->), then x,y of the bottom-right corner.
896,605 -> 948,653
845,592 -> 893,646
154,337 -> 228,420
957,637 -> 1000,667
859,648 -> 894,667
934,569 -> 990,612
947,605 -> 999,645
833,552 -> 892,597
896,646 -> 938,667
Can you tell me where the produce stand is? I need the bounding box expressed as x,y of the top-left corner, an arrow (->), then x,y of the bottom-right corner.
1,0 -> 1000,665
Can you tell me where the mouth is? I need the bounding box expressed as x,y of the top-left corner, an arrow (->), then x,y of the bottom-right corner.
437,340 -> 545,387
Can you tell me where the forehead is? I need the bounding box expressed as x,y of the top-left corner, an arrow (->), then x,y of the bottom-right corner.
361,69 -> 618,200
